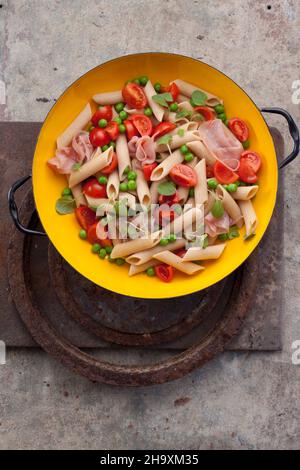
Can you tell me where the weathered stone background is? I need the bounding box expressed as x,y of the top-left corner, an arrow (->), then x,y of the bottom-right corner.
0,0 -> 300,449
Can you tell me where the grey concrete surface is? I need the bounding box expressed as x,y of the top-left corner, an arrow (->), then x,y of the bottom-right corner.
0,0 -> 300,450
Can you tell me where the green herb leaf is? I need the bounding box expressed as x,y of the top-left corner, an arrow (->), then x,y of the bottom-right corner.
157,133 -> 172,146
175,109 -> 192,119
244,233 -> 256,241
177,128 -> 185,137
152,92 -> 173,108
72,163 -> 82,171
157,181 -> 176,196
55,195 -> 76,215
192,113 -> 205,122
190,90 -> 207,106
201,233 -> 209,249
228,225 -> 240,240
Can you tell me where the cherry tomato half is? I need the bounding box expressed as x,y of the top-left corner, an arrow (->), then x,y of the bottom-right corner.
101,152 -> 118,175
170,164 -> 197,187
152,121 -> 176,139
82,178 -> 106,198
240,150 -> 262,173
87,222 -> 101,244
228,118 -> 249,143
206,165 -> 215,178
194,106 -> 216,121
131,114 -> 153,136
122,82 -> 147,109
105,121 -> 119,141
94,222 -> 113,248
89,128 -> 110,147
91,106 -> 113,126
213,161 -> 239,185
155,264 -> 174,283
158,191 -> 179,205
238,160 -> 258,184
75,205 -> 96,230
143,162 -> 157,181
161,82 -> 180,101
123,119 -> 139,140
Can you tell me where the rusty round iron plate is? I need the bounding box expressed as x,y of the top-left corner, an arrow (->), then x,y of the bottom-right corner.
7,191 -> 259,386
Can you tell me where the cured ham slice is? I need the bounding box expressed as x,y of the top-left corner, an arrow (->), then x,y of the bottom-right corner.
198,119 -> 243,171
128,135 -> 156,165
47,147 -> 79,174
72,131 -> 94,163
205,211 -> 230,238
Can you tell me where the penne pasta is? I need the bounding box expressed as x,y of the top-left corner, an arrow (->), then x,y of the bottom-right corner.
204,191 -> 215,215
68,147 -> 113,188
172,79 -> 223,107
85,196 -> 109,209
177,186 -> 190,204
187,140 -> 216,166
116,134 -> 131,181
136,169 -> 151,208
216,185 -> 243,228
177,93 -> 189,103
149,179 -> 165,204
194,159 -> 208,204
128,259 -> 161,276
238,200 -> 258,237
126,238 -> 186,265
184,197 -> 195,211
169,121 -> 198,136
57,103 -> 92,149
107,170 -> 119,199
163,206 -> 203,238
232,185 -> 259,201
68,180 -> 86,207
93,90 -> 123,105
153,250 -> 204,275
144,80 -> 164,122
119,192 -> 136,211
155,131 -> 201,152
177,100 -> 195,114
110,230 -> 162,259
150,149 -> 183,181
183,243 -> 226,261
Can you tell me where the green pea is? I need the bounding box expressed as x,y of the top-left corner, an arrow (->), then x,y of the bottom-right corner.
102,144 -> 109,152
218,233 -> 228,241
159,238 -> 169,246
168,233 -> 177,242
218,113 -> 227,123
116,258 -> 125,266
133,78 -> 140,85
207,178 -> 218,190
119,110 -> 128,121
105,245 -> 113,254
114,116 -> 122,125
146,267 -> 155,277
189,188 -> 195,197
79,229 -> 87,240
127,180 -> 137,191
99,248 -> 107,259
92,243 -> 101,254
62,187 -> 72,197
169,102 -> 178,112
139,75 -> 149,86
154,82 -> 161,93
98,175 -> 108,185
109,141 -> 116,149
226,183 -> 238,193
98,118 -> 107,128
119,124 -> 126,133
115,102 -> 125,113
144,107 -> 153,117
184,152 -> 194,163
211,200 -> 224,218
242,139 -> 250,149
214,104 -> 225,114
119,182 -> 128,192
180,144 -> 189,155
108,255 -> 116,263
127,171 -> 137,181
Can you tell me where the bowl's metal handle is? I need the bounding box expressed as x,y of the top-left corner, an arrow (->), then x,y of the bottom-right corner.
261,107 -> 300,169
7,174 -> 46,236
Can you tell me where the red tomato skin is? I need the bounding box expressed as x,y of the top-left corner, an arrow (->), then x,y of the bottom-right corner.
170,164 -> 197,187
240,151 -> 262,173
105,121 -> 119,141
158,208 -> 175,226
168,83 -> 180,101
152,122 -> 176,139
124,119 -> 139,140
238,160 -> 258,184
82,178 -> 107,198
131,114 -> 153,136
87,222 -> 101,244
101,152 -> 118,175
206,165 -> 214,178
122,83 -> 147,109
175,249 -> 187,258
155,264 -> 174,282
75,206 -> 96,230
158,191 -> 179,205
89,128 -> 110,147
228,118 -> 249,143
143,163 -> 157,181
94,222 -> 113,247
194,106 -> 215,121
91,106 -> 112,126
213,161 -> 239,185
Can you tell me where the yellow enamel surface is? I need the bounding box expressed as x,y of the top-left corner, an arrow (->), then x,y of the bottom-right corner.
32,53 -> 277,299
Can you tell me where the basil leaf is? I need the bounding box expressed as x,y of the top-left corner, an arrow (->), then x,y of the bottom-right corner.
228,225 -> 240,240
72,163 -> 82,171
177,128 -> 185,137
202,234 -> 209,249
152,92 -> 173,108
157,133 -> 172,146
190,89 -> 207,106
244,233 -> 256,241
157,181 -> 176,196
55,195 -> 76,215
176,109 -> 192,119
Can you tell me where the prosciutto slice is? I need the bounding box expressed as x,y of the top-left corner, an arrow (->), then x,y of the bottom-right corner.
198,119 -> 243,171
48,131 -> 94,174
128,135 -> 156,166
205,211 -> 230,238
72,131 -> 94,163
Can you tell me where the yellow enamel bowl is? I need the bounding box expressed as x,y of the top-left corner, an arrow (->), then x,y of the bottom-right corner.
32,52 -> 277,299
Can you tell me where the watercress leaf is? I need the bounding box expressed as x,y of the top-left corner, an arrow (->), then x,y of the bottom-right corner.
157,133 -> 172,146
152,92 -> 173,108
157,181 -> 176,196
228,225 -> 240,239
72,162 -> 82,171
192,113 -> 205,122
55,196 -> 76,215
176,109 -> 192,119
191,89 -> 207,106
